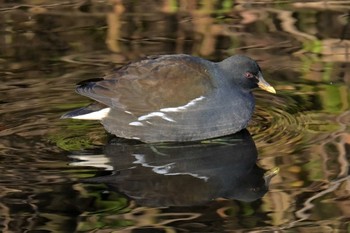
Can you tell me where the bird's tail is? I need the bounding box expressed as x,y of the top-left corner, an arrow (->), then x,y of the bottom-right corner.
61,103 -> 110,120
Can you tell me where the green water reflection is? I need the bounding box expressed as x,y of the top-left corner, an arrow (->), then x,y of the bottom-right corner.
0,0 -> 349,232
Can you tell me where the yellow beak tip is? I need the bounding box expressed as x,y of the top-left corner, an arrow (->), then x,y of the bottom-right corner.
258,84 -> 276,94
269,87 -> 276,94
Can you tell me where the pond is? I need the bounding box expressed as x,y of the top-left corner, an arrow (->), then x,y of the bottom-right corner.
1,0 -> 350,232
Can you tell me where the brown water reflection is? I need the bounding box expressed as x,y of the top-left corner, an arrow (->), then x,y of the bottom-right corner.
0,0 -> 350,232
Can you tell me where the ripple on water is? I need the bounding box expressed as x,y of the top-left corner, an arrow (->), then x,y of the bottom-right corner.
249,91 -> 312,154
60,51 -> 127,67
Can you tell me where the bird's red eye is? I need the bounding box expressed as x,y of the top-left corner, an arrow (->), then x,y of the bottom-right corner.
245,72 -> 254,79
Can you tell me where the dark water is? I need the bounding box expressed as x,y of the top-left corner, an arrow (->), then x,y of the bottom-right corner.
1,1 -> 350,232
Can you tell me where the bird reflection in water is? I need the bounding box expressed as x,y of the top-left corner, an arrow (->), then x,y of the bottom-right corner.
69,129 -> 278,207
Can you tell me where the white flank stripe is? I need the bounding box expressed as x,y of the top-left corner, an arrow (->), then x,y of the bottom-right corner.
138,112 -> 176,122
161,114 -> 176,122
129,121 -> 144,126
160,96 -> 205,112
138,112 -> 165,121
71,107 -> 111,120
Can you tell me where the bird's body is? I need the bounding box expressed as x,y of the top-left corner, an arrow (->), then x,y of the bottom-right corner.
62,54 -> 275,142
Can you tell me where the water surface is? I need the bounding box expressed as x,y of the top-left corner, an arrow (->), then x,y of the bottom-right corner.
1,1 -> 350,232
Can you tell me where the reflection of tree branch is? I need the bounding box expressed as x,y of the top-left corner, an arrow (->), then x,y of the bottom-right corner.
191,2 -> 217,56
337,134 -> 349,177
293,1 -> 350,11
280,111 -> 350,229
333,111 -> 350,178
0,189 -> 13,232
340,11 -> 350,41
270,8 -> 350,62
117,207 -> 201,232
318,110 -> 350,180
274,9 -> 316,41
106,0 -> 125,53
261,109 -> 350,230
281,176 -> 349,230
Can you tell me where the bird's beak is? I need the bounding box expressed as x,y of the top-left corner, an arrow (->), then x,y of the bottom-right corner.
257,71 -> 276,94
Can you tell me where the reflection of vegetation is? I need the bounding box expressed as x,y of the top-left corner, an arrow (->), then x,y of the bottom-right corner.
321,85 -> 349,113
321,63 -> 333,81
54,134 -> 95,151
77,184 -> 132,232
303,40 -> 322,54
50,119 -> 107,151
303,154 -> 323,181
55,102 -> 91,111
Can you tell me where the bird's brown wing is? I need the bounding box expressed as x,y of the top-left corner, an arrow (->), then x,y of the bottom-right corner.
76,55 -> 216,116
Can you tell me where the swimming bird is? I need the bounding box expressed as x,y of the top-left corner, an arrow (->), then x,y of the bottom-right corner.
61,54 -> 276,142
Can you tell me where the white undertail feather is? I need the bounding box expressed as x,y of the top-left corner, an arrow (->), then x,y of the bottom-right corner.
71,107 -> 111,120
68,154 -> 113,170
